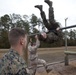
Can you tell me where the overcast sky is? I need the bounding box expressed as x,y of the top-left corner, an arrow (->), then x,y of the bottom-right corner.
0,0 -> 76,27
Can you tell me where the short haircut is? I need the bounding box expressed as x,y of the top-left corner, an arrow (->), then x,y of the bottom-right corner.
8,28 -> 27,46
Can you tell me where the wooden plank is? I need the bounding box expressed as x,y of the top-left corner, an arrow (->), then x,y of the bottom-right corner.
64,51 -> 76,65
64,51 -> 76,55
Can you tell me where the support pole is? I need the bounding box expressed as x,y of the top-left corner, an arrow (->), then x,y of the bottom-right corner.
64,18 -> 69,66
65,18 -> 68,51
65,54 -> 69,65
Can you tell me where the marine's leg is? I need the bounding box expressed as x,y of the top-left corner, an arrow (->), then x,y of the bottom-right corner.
30,65 -> 37,75
44,0 -> 56,30
37,59 -> 52,73
44,0 -> 52,7
49,6 -> 55,23
45,0 -> 55,23
32,65 -> 37,75
30,60 -> 37,75
34,5 -> 51,30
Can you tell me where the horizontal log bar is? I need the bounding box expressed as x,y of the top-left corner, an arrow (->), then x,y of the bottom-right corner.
28,25 -> 76,36
60,25 -> 76,30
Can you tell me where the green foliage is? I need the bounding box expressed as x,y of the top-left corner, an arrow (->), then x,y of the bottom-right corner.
0,14 -> 10,31
0,13 -> 76,48
0,29 -> 10,48
30,14 -> 38,26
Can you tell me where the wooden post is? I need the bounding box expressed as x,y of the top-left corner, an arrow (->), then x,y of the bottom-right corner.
65,54 -> 69,66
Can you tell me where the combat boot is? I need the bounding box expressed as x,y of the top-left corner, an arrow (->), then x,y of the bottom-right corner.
45,66 -> 52,73
44,0 -> 52,7
34,5 -> 43,11
46,69 -> 52,73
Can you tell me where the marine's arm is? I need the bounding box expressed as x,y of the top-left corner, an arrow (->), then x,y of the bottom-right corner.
34,35 -> 40,48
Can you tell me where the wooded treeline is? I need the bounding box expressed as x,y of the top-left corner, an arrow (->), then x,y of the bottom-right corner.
0,13 -> 76,48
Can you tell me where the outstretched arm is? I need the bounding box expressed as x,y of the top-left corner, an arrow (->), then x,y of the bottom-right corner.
28,36 -> 40,52
35,35 -> 40,48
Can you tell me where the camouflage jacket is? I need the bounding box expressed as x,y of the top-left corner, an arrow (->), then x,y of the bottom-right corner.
46,30 -> 63,43
0,49 -> 30,75
40,30 -> 63,43
28,39 -> 40,60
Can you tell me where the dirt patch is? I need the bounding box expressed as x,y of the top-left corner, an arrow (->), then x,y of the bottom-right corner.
35,60 -> 76,75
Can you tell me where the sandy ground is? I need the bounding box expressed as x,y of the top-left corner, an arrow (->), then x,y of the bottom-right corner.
35,60 -> 76,75
0,47 -> 76,75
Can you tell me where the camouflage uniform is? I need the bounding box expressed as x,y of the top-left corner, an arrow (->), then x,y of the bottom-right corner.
40,6 -> 55,30
35,1 -> 63,43
28,39 -> 48,75
28,39 -> 40,61
38,29 -> 63,44
0,49 -> 30,75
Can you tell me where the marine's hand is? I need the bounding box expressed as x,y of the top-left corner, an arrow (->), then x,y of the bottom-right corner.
35,35 -> 38,39
30,38 -> 32,42
56,27 -> 60,31
41,32 -> 47,39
